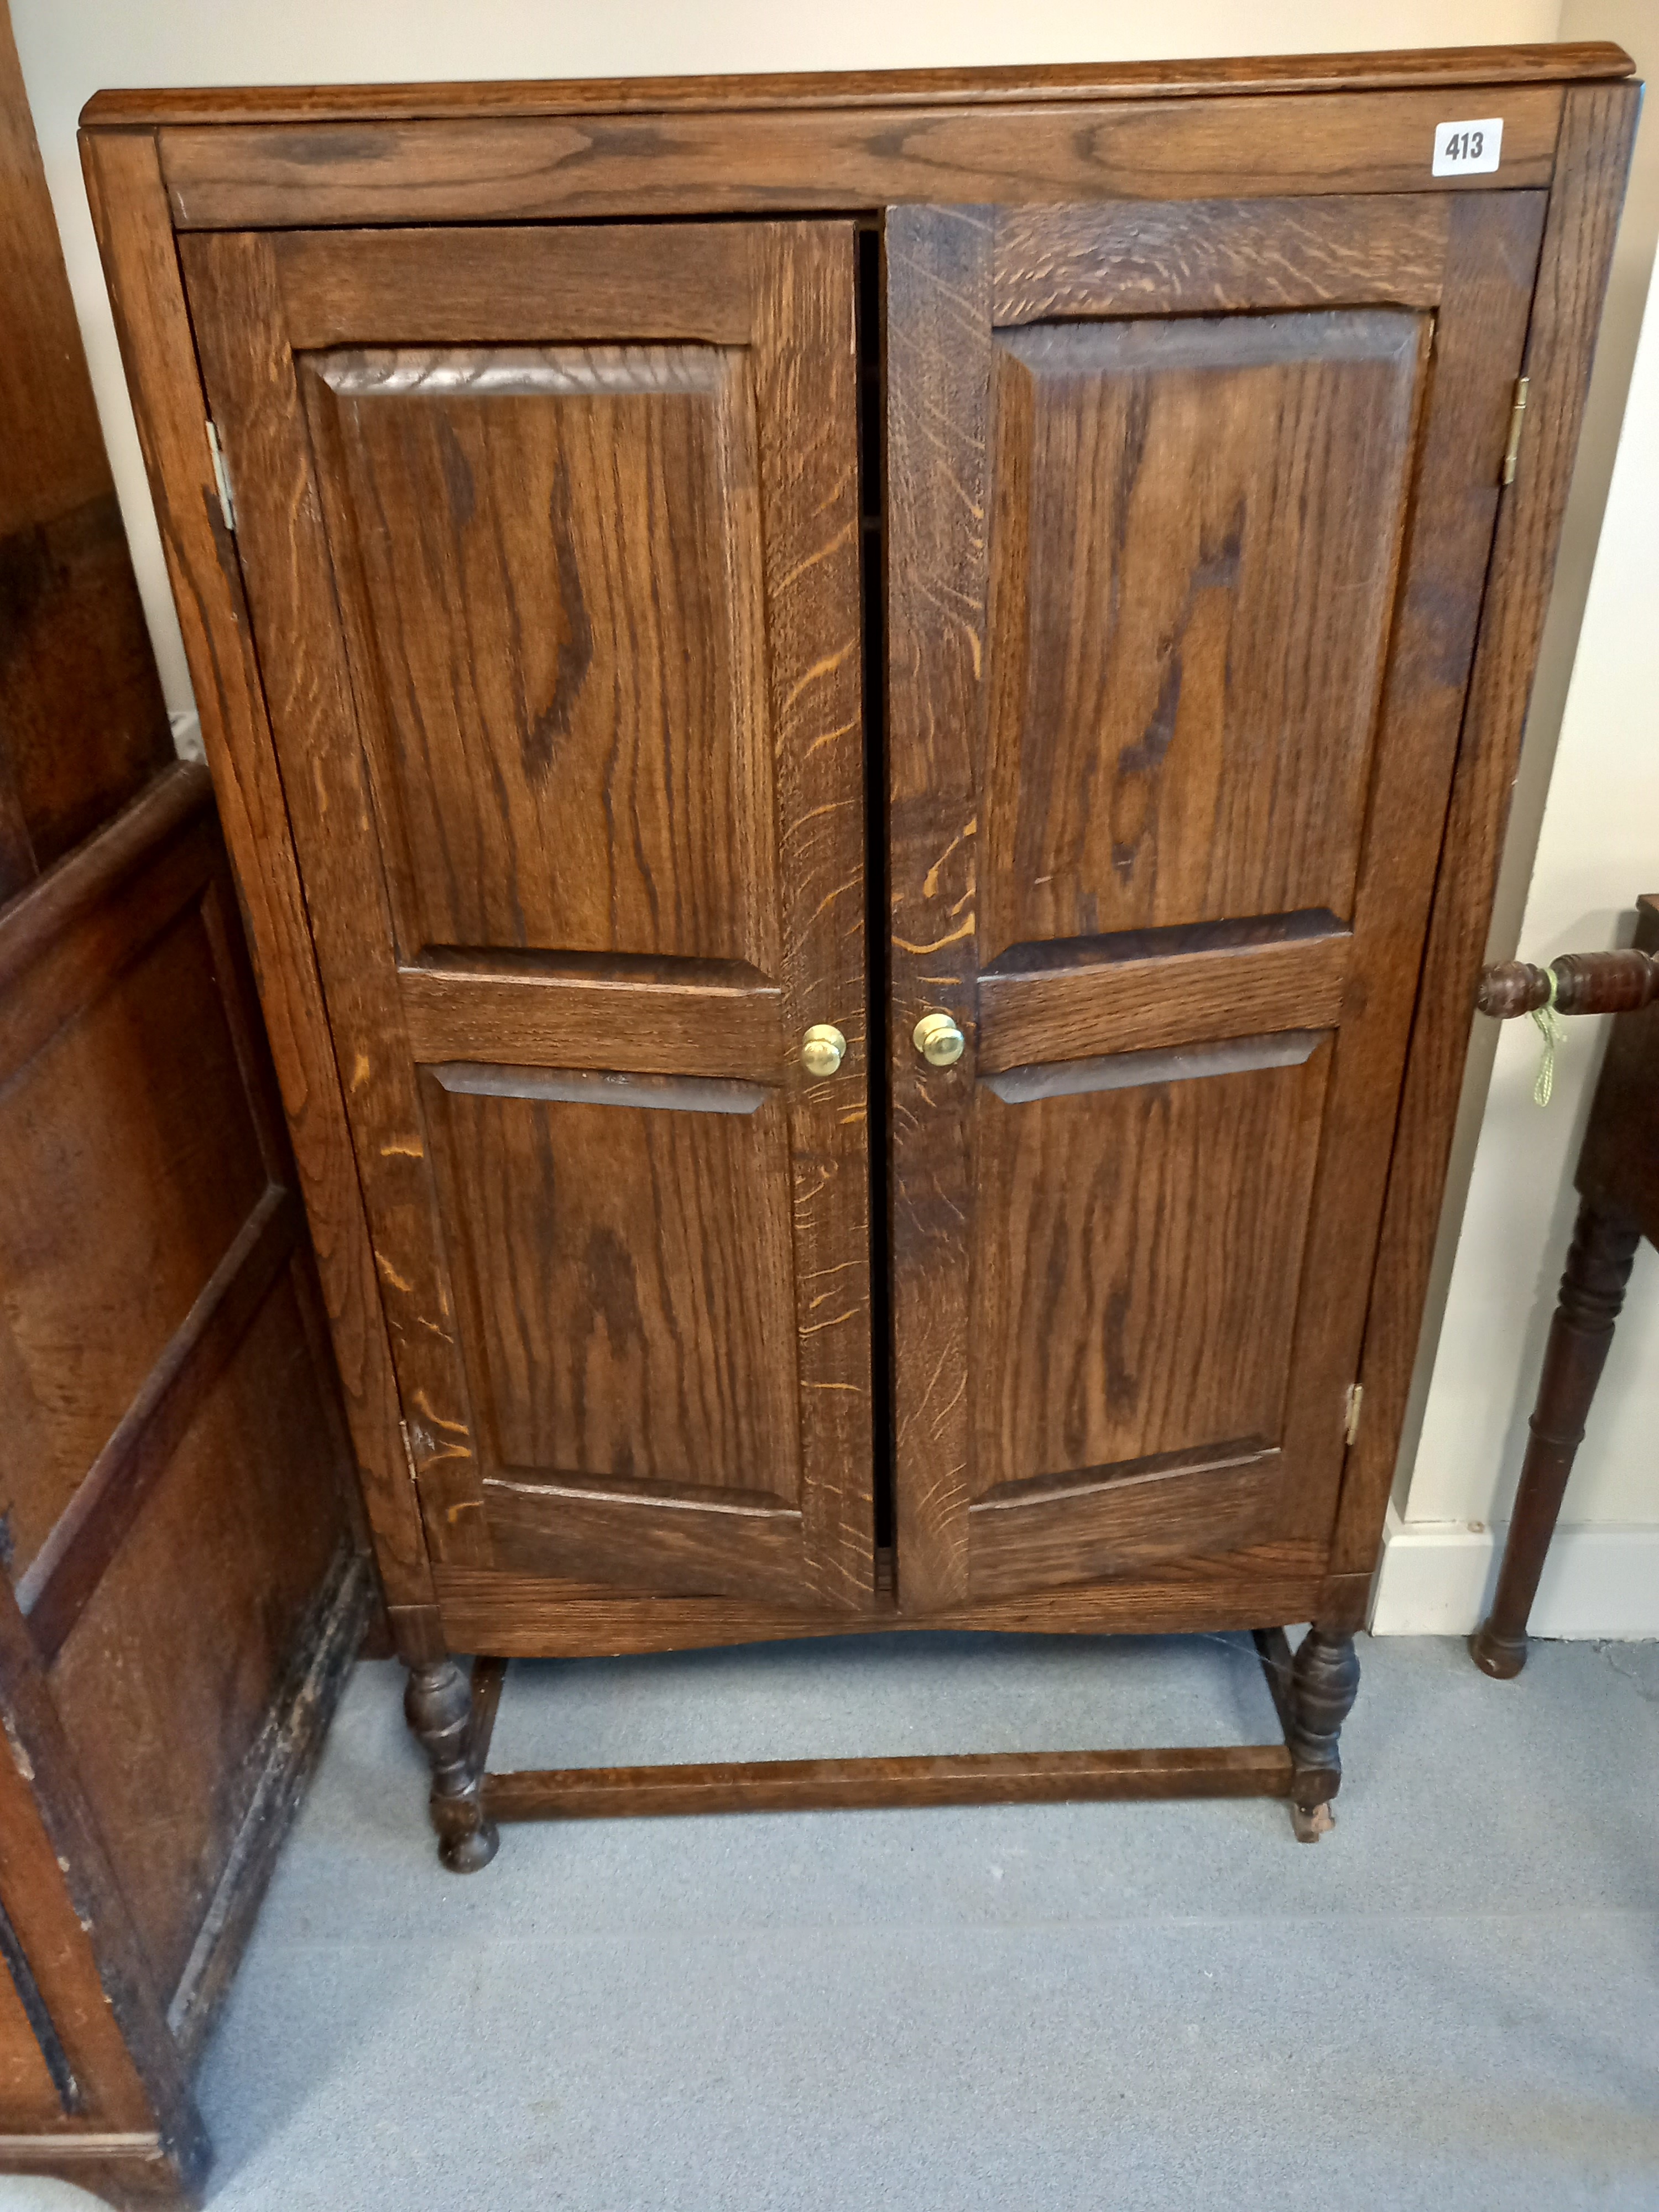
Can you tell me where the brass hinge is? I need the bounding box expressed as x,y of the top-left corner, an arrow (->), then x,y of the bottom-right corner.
399,1420 -> 420,1485
205,418 -> 236,531
1344,1384 -> 1365,1446
1500,375 -> 1530,487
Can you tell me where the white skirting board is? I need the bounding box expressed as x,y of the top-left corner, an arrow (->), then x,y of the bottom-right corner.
1369,1503 -> 1659,1637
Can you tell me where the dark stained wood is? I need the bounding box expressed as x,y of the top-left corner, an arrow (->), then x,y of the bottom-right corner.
78,127 -> 432,1611
18,1186 -> 300,1665
152,88 -> 1569,232
1477,946 -> 1659,1018
0,8 -> 171,900
486,1742 -> 1292,1822
968,1443 -> 1283,1599
883,203 -> 989,1612
77,52 -> 1640,1858
182,216 -> 875,1609
404,1659 -> 497,1872
79,44 -> 1635,128
992,196 -> 1452,321
399,959 -> 784,1079
1469,1199 -> 1640,1679
164,1549 -> 369,2063
274,223 -> 756,348
1285,1625 -> 1360,1824
1467,896 -> 1659,1678
887,186 -> 1543,1613
1334,80 -> 1641,1581
976,922 -> 1349,1071
433,1542 -> 1331,1657
1577,897 -> 1659,1240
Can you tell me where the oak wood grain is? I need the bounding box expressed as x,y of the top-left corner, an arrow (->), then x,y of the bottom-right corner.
151,87 -> 1567,232
183,227 -> 491,1567
433,1541 -> 1331,1656
302,337 -> 780,969
184,216 -> 875,1610
399,960 -> 784,1081
993,195 -> 1452,322
80,45 -> 1632,128
77,128 -> 432,1609
484,1743 -> 1291,1820
274,222 -> 756,348
975,916 -> 1349,1071
883,205 -> 991,1613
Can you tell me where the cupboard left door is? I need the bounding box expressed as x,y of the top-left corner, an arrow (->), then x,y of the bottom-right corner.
182,222 -> 877,1610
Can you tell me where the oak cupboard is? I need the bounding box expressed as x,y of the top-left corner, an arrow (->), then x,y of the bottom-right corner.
80,43 -> 1638,1869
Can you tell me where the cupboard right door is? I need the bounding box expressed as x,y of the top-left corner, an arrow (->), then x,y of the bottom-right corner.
884,191 -> 1545,1611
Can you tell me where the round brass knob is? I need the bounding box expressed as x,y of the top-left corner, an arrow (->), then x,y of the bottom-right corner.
801,1023 -> 847,1078
912,1011 -> 966,1067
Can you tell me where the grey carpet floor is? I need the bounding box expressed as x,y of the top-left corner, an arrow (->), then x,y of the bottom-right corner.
4,1629 -> 1657,2210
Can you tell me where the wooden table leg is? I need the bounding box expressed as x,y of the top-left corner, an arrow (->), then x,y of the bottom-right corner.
1470,1198 -> 1641,1678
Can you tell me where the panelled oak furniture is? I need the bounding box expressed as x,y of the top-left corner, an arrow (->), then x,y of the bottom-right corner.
81,43 -> 1639,1869
1470,916 -> 1659,1677
1,7 -> 369,2203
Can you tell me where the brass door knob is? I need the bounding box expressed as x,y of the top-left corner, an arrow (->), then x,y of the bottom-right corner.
801,1024 -> 847,1077
912,1011 -> 965,1067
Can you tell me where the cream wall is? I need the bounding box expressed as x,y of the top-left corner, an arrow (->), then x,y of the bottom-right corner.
11,1 -> 1654,1635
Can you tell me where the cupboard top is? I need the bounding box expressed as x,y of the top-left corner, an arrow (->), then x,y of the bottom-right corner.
80,42 -> 1633,131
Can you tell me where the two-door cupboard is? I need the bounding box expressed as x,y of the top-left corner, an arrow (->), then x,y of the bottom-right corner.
81,43 -> 1638,1863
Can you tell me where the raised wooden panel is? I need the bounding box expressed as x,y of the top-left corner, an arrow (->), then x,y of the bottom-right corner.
302,343 -> 776,968
981,309 -> 1426,962
0,875 -> 265,1585
186,217 -> 875,1605
888,192 -> 1543,1609
970,1042 -> 1332,1497
48,1272 -> 345,2000
422,1073 -> 800,1501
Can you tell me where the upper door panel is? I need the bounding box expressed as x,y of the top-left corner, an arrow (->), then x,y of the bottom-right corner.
184,222 -> 876,1610
983,307 -> 1425,957
304,340 -> 776,968
885,192 -> 1545,1611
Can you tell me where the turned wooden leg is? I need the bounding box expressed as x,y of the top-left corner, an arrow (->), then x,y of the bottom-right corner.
404,1658 -> 499,1872
1470,1199 -> 1641,1680
1286,1626 -> 1360,1842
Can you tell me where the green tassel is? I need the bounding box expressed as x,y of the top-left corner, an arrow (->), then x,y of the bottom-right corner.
1531,965 -> 1564,1108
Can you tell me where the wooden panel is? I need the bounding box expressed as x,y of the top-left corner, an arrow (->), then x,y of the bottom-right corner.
303,342 -> 778,967
154,87 -> 1567,229
399,957 -> 782,1078
968,1444 -> 1282,1599
888,188 -> 1545,1610
79,44 -> 1633,126
184,217 -> 874,1607
971,1047 -> 1332,1496
993,195 -> 1452,321
0,1903 -> 72,2126
1336,82 -> 1641,1578
80,129 -> 432,1609
49,1272 -> 345,2000
977,923 -> 1349,1071
0,826 -> 265,1587
275,222 -> 757,347
422,1079 -> 800,1500
0,8 -> 170,898
485,1743 -> 1290,1821
485,1480 -> 804,1603
980,310 -> 1426,961
884,204 -> 990,1613
432,1541 -> 1332,1656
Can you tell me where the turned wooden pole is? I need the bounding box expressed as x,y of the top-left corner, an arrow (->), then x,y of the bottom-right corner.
1477,947 -> 1659,1020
